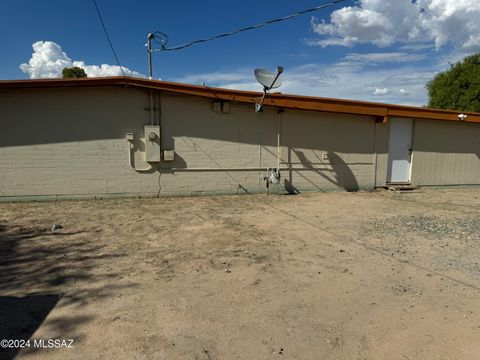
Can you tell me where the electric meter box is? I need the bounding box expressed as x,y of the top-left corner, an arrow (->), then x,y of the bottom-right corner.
144,125 -> 161,162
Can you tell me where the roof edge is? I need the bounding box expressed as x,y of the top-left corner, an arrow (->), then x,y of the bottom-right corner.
1,76 -> 479,123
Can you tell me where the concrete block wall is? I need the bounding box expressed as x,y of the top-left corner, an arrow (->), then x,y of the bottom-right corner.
0,87 -> 160,200
1,86 -> 379,201
1,140 -> 156,197
280,108 -> 377,192
411,119 -> 480,185
157,94 -> 282,196
158,95 -> 378,195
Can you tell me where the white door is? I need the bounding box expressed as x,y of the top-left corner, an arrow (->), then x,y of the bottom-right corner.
387,118 -> 413,183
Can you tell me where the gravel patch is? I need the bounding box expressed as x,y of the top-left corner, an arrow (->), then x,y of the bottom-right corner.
368,215 -> 480,242
362,215 -> 480,276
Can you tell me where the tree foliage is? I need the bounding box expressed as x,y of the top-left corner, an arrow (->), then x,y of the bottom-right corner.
62,67 -> 87,79
427,53 -> 480,112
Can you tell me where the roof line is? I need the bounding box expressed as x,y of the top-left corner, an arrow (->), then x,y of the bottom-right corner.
1,76 -> 479,123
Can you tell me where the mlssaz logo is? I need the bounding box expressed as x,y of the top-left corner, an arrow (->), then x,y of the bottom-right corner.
33,339 -> 74,348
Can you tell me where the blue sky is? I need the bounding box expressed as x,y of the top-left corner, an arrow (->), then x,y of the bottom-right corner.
1,0 -> 479,105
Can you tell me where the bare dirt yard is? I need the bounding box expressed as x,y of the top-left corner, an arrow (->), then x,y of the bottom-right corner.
1,188 -> 479,360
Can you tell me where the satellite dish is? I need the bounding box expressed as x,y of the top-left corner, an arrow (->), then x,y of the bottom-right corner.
254,68 -> 283,90
253,66 -> 284,112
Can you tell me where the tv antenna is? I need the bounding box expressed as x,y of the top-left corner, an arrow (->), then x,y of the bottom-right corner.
254,66 -> 284,112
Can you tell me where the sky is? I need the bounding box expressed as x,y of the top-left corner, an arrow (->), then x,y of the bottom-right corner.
1,0 -> 480,106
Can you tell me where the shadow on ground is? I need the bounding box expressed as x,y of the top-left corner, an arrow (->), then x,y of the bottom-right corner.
0,220 -> 134,354
0,294 -> 60,360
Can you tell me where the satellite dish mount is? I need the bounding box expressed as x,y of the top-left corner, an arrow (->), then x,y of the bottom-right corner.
254,66 -> 284,112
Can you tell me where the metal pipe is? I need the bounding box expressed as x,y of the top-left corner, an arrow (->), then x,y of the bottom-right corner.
277,132 -> 280,170
168,167 -> 277,172
147,33 -> 154,80
150,90 -> 154,125
164,166 -> 338,172
127,139 -> 152,172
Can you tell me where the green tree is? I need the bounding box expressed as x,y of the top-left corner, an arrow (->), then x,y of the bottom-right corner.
427,53 -> 480,112
62,67 -> 87,79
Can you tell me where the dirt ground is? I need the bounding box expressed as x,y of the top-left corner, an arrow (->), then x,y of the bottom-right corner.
0,188 -> 479,360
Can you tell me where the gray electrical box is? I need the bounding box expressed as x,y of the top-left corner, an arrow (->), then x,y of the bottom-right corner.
163,150 -> 175,161
144,125 -> 161,162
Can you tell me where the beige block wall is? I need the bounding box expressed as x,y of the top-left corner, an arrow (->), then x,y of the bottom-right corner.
411,119 -> 480,185
1,86 -> 378,200
157,94 -> 279,196
0,87 -> 160,199
158,95 -> 377,194
280,109 -> 376,192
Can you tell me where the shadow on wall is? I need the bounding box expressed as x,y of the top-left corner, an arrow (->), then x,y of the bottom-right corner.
159,138 -> 187,170
328,151 -> 359,192
283,179 -> 300,195
0,89 -> 478,158
284,149 -> 359,194
0,294 -> 60,360
0,90 -> 377,154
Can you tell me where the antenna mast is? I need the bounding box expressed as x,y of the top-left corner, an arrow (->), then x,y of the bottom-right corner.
147,33 -> 154,79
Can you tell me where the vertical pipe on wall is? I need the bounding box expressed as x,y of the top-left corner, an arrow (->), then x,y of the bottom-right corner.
150,90 -> 154,125
156,91 -> 161,126
157,91 -> 162,151
277,110 -> 283,173
277,132 -> 280,170
258,115 -> 262,186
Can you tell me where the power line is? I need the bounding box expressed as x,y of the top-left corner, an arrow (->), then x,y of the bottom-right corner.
92,0 -> 126,77
154,0 -> 347,52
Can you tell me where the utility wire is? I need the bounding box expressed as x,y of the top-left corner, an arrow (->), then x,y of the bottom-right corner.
154,0 -> 347,51
92,0 -> 126,77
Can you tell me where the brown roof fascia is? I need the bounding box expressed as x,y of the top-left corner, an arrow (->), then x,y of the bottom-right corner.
0,77 -> 129,89
1,76 -> 480,123
129,78 -> 480,123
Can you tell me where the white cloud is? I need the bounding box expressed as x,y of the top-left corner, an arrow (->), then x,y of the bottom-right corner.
310,0 -> 480,52
399,43 -> 435,52
70,61 -> 142,78
19,41 -> 71,79
341,52 -> 427,64
20,41 -> 144,78
173,71 -> 250,84
173,61 -> 435,106
373,87 -> 389,96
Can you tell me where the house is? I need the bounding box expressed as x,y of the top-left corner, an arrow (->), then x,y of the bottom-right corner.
0,76 -> 479,201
